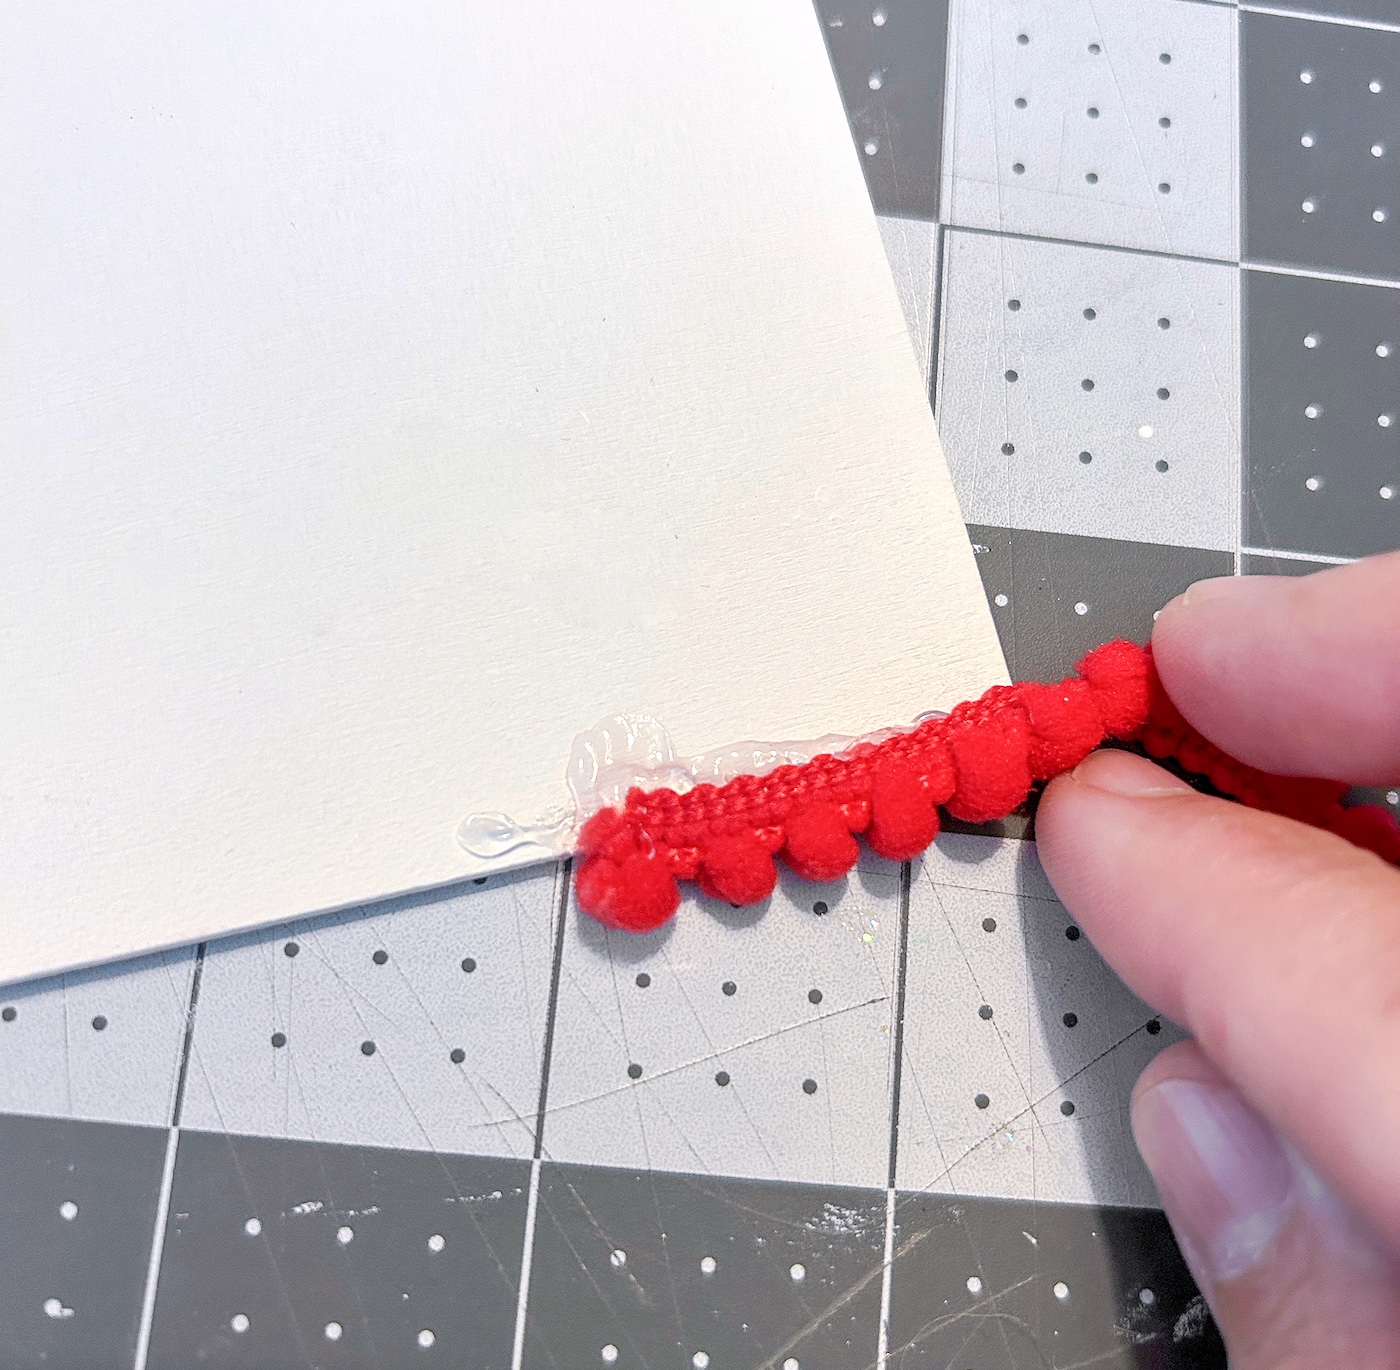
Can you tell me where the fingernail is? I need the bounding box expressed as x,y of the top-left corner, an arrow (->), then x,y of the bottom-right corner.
1132,1078 -> 1294,1289
1178,575 -> 1239,610
1071,748 -> 1191,798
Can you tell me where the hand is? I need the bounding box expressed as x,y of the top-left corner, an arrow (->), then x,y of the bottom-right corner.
1036,552 -> 1400,1368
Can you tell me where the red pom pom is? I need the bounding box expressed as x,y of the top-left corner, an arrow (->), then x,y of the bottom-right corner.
698,832 -> 778,905
1077,640 -> 1151,738
1327,805 -> 1400,865
867,760 -> 941,860
1018,680 -> 1105,779
945,714 -> 1032,822
783,803 -> 859,881
575,852 -> 680,933
577,808 -> 638,863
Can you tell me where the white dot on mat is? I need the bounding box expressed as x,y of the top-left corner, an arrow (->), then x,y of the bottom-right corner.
601,1347 -> 619,1366
1374,208 -> 1389,223
871,6 -> 886,25
994,593 -> 1009,607
1304,403 -> 1322,418
1381,486 -> 1396,500
325,1322 -> 343,1341
1302,198 -> 1317,214
868,71 -> 883,90
428,1233 -> 445,1253
700,1256 -> 717,1275
1053,1281 -> 1070,1301
417,1329 -> 435,1349
1304,332 -> 1319,348
1380,413 -> 1394,427
1073,602 -> 1088,616
244,1218 -> 261,1237
1300,133 -> 1315,148
1153,609 -> 1161,621
693,1355 -> 711,1370
44,1298 -> 74,1320
1140,1288 -> 1157,1306
1379,343 -> 1393,357
610,1249 -> 627,1268
59,1202 -> 78,1222
784,1360 -> 800,1370
864,139 -> 879,155
1138,425 -> 1154,439
790,1262 -> 807,1282
231,1314 -> 250,1333
1300,69 -> 1314,84
1305,476 -> 1323,491
1387,790 -> 1399,804
1374,144 -> 1386,157
337,1226 -> 354,1246
1371,79 -> 1383,93
966,1275 -> 983,1294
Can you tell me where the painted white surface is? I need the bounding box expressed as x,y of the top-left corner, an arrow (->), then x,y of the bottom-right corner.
0,2 -> 1004,984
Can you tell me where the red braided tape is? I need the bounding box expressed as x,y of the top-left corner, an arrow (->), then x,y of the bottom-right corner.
575,641 -> 1400,932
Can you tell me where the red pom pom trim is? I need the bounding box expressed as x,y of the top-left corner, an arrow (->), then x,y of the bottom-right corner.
574,641 -> 1399,932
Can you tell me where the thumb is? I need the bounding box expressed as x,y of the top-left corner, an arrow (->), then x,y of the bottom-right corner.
1132,1042 -> 1400,1368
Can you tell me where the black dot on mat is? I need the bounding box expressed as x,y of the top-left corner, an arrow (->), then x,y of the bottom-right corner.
635,972 -> 651,988
1017,32 -> 1029,44
1083,307 -> 1097,319
450,1048 -> 466,1065
1087,106 -> 1099,118
813,901 -> 828,916
360,1040 -> 376,1057
1008,298 -> 1021,311
809,988 -> 823,1005
978,1004 -> 993,1020
1065,926 -> 1082,941
975,1093 -> 990,1110
461,957 -> 477,973
1,1007 -> 14,1023
1157,387 -> 1170,400
802,1078 -> 818,1095
1159,116 -> 1172,128
982,917 -> 997,933
1005,369 -> 1019,383
91,1016 -> 107,1032
372,950 -> 388,966
1079,451 -> 1093,464
1085,171 -> 1099,184
1156,459 -> 1170,473
722,980 -> 737,996
1159,182 -> 1172,195
1081,378 -> 1095,391
1063,1012 -> 1078,1028
628,1062 -> 643,1079
1015,96 -> 1028,108
1012,162 -> 1025,175
271,1032 -> 287,1049
1061,1100 -> 1076,1116
715,1070 -> 730,1087
1146,1019 -> 1163,1035
1001,442 -> 1015,455
473,876 -> 488,885
284,941 -> 299,958
1159,51 -> 1172,64
1158,317 -> 1171,330
1088,42 -> 1101,54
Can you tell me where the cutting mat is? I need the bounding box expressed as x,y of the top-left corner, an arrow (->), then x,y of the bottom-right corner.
2,1 -> 1396,1366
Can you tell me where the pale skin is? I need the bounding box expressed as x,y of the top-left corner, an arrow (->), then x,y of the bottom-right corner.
1035,550 -> 1400,1367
